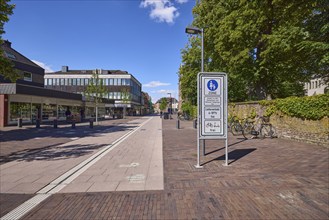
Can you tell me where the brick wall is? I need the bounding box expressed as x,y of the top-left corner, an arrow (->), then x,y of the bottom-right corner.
229,102 -> 329,147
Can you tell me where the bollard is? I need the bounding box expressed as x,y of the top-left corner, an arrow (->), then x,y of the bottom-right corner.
17,118 -> 22,128
36,119 -> 40,128
53,119 -> 58,128
193,119 -> 197,129
72,120 -> 76,129
176,119 -> 180,129
89,118 -> 94,128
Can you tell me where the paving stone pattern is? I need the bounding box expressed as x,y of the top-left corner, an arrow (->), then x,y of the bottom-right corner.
17,118 -> 329,219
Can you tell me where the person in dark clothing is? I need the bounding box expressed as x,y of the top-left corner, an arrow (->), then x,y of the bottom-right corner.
65,108 -> 71,122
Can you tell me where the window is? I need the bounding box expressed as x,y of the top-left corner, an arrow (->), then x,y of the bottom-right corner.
109,78 -> 113,85
117,78 -> 122,86
48,78 -> 53,86
77,78 -> 81,86
4,51 -> 16,59
114,78 -> 118,86
44,79 -> 48,86
72,78 -> 77,86
65,78 -> 68,86
85,78 -> 89,85
23,72 -> 32,82
60,79 -> 64,86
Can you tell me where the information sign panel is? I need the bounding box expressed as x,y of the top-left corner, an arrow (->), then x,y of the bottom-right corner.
198,72 -> 227,139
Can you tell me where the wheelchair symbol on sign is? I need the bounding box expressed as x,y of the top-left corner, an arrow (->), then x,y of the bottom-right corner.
207,80 -> 218,91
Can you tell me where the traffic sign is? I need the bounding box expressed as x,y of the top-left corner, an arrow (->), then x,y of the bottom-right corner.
195,72 -> 228,168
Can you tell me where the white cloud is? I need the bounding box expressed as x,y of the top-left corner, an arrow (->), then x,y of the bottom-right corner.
176,0 -> 188,3
140,0 -> 180,24
32,60 -> 54,73
151,89 -> 176,95
144,81 -> 171,88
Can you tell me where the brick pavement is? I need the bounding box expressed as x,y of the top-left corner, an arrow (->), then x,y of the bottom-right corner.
1,117 -> 328,219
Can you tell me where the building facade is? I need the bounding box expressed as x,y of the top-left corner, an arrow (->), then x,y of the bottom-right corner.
304,77 -> 329,96
0,41 -> 93,127
44,67 -> 142,117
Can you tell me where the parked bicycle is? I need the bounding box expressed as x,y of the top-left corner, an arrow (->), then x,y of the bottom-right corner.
229,116 -> 249,139
243,116 -> 277,139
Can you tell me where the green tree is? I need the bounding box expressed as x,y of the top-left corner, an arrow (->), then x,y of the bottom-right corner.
121,88 -> 131,119
84,71 -> 108,124
0,0 -> 20,82
159,98 -> 168,111
180,0 -> 329,102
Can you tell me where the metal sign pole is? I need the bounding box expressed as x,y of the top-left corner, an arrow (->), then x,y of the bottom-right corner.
224,74 -> 229,166
195,73 -> 203,168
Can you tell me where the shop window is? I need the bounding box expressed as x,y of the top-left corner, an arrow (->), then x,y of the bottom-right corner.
9,102 -> 31,122
42,104 -> 57,120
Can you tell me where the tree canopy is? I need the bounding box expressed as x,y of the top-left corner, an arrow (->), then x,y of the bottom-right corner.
0,0 -> 19,82
179,0 -> 329,103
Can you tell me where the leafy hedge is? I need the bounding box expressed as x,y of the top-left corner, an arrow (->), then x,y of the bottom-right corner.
260,94 -> 329,120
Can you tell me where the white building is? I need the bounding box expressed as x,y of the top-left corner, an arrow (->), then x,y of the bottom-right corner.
304,77 -> 328,96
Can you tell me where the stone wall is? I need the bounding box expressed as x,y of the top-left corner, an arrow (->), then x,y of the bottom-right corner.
229,102 -> 329,147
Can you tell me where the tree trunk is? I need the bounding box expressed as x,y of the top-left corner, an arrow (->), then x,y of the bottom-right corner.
96,105 -> 98,124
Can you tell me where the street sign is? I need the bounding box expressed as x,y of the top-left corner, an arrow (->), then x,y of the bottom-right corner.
199,73 -> 227,139
195,72 -> 228,168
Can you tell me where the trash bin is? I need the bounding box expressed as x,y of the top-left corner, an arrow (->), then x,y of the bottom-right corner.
164,113 -> 169,120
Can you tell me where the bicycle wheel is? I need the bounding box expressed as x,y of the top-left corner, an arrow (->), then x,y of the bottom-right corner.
231,123 -> 243,136
260,124 -> 271,139
242,122 -> 254,139
269,125 -> 278,138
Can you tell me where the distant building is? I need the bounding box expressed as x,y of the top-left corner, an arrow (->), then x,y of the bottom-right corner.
304,77 -> 329,96
0,40 -> 85,127
154,97 -> 178,113
44,67 -> 142,116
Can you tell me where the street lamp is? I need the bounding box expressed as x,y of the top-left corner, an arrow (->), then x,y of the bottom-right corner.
167,92 -> 172,119
185,26 -> 204,72
185,26 -> 205,167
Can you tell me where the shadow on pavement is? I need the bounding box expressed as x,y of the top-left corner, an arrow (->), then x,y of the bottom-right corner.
0,124 -> 137,143
202,148 -> 256,166
0,143 -> 107,164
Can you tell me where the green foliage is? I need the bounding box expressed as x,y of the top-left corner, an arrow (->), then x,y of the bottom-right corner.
261,94 -> 329,120
181,102 -> 197,119
249,108 -> 257,119
159,98 -> 167,111
84,72 -> 108,105
0,1 -> 19,82
179,0 -> 329,103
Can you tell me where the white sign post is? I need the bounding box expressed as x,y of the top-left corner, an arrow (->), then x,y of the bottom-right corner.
196,72 -> 228,168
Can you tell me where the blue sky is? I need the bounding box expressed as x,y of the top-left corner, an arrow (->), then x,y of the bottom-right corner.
4,0 -> 196,103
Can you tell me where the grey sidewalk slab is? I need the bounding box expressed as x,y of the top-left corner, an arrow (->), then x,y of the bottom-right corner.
58,116 -> 163,193
0,117 -> 147,194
